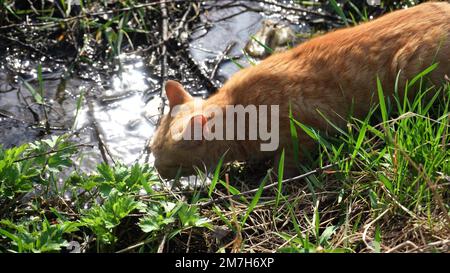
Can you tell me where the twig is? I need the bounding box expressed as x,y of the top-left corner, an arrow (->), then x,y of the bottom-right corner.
157,0 -> 169,127
13,143 -> 94,163
198,160 -> 344,207
137,5 -> 196,164
362,208 -> 390,252
0,109 -> 28,124
209,41 -> 236,81
172,47 -> 220,93
86,96 -> 116,165
175,3 -> 193,37
385,240 -> 419,253
116,238 -> 152,253
0,34 -> 66,63
17,87 -> 40,124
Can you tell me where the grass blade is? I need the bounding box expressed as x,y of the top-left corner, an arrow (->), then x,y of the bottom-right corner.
250,35 -> 273,54
407,63 -> 438,88
329,0 -> 349,26
241,172 -> 269,226
208,151 -> 228,197
22,79 -> 43,104
289,103 -> 300,165
275,149 -> 285,207
377,77 -> 388,123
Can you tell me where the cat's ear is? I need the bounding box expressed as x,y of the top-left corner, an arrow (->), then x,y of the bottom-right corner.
165,80 -> 193,109
183,114 -> 208,141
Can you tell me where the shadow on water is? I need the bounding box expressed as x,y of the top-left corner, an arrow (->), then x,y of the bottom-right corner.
0,0 -> 401,173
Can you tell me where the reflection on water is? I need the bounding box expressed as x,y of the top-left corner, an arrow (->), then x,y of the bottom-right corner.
75,54 -> 157,168
77,53 -> 154,164
0,49 -> 161,171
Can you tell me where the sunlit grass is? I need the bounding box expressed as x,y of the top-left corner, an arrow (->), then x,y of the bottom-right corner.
0,0 -> 447,253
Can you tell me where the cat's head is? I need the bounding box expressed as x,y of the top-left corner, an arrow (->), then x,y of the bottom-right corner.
150,80 -> 211,179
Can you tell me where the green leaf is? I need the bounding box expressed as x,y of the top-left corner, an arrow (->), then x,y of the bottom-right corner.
289,103 -> 300,165
241,172 -> 268,225
319,226 -> 335,246
378,173 -> 393,192
208,151 -> 228,197
351,122 -> 367,161
250,35 -> 274,54
219,179 -> 247,203
368,189 -> 378,209
329,0 -> 349,26
407,62 -> 439,88
97,163 -> 115,182
177,203 -> 210,228
22,80 -> 43,104
377,77 -> 388,123
374,225 -> 382,253
276,149 -> 285,207
139,214 -> 175,233
81,190 -> 138,244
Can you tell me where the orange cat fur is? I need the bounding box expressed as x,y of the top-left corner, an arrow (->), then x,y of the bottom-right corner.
150,1 -> 450,179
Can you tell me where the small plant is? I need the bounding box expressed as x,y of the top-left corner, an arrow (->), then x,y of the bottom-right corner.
0,135 -> 212,253
0,218 -> 81,253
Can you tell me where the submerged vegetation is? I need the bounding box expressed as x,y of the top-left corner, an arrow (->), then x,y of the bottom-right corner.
0,0 -> 448,253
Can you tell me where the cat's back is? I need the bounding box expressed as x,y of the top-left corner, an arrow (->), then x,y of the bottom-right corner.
218,1 -> 450,110
249,1 -> 450,125
287,1 -> 450,99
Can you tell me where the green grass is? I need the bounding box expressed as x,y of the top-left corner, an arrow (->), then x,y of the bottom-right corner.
286,75 -> 449,252
2,72 -> 447,252
0,0 -> 448,253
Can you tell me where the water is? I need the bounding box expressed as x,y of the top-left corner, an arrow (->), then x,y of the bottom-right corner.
0,0 -> 356,173
189,0 -> 314,84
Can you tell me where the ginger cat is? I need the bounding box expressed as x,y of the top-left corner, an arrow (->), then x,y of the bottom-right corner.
150,2 -> 450,179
